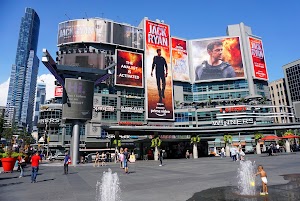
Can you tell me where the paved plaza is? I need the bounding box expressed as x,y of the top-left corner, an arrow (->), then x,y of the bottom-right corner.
1,153 -> 300,201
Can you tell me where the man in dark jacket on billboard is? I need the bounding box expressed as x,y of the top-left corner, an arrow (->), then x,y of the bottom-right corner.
151,49 -> 168,103
195,40 -> 236,81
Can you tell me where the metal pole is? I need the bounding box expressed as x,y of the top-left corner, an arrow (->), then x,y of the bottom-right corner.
71,121 -> 80,166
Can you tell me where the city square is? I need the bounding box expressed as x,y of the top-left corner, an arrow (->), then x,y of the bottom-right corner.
1,153 -> 300,201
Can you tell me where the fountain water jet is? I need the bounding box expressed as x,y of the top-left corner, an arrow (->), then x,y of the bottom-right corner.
237,160 -> 256,196
96,168 -> 121,201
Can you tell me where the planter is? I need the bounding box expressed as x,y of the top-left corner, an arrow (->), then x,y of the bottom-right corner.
1,157 -> 17,172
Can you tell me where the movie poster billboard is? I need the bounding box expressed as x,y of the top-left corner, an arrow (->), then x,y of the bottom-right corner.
249,37 -> 268,80
144,19 -> 174,120
171,37 -> 189,82
115,49 -> 143,88
57,19 -> 112,46
190,37 -> 244,82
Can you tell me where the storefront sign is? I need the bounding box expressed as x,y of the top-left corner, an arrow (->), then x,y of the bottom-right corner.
212,118 -> 254,126
93,105 -> 115,112
38,118 -> 61,124
220,106 -> 247,113
118,122 -> 144,126
106,134 -> 130,139
121,106 -> 143,113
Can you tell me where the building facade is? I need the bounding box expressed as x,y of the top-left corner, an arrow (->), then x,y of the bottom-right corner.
269,78 -> 292,123
42,18 -> 297,158
283,59 -> 300,122
32,82 -> 46,131
6,8 -> 40,131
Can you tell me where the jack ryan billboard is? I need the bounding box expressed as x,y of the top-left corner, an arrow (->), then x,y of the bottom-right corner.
171,37 -> 189,82
249,37 -> 268,80
115,49 -> 143,88
144,19 -> 174,120
190,37 -> 244,82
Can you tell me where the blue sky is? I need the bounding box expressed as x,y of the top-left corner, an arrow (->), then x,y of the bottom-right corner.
0,0 -> 300,104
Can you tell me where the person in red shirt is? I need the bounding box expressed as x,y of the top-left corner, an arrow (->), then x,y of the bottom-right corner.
31,151 -> 41,183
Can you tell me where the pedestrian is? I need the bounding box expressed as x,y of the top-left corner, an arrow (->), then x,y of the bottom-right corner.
18,155 -> 26,178
158,149 -> 163,166
123,148 -> 129,174
94,152 -> 100,167
30,151 -> 41,183
101,152 -> 106,166
255,165 -> 268,195
221,147 -> 225,158
63,152 -> 71,175
239,148 -> 245,161
185,150 -> 190,159
230,146 -> 237,162
119,148 -> 124,168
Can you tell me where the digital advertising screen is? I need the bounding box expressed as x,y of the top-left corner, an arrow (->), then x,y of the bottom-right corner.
115,49 -> 143,88
190,37 -> 244,82
62,79 -> 94,120
249,37 -> 268,80
144,19 -> 174,120
171,37 -> 189,82
57,19 -> 112,46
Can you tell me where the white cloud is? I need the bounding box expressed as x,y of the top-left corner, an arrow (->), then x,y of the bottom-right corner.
37,74 -> 56,101
0,74 -> 56,107
0,78 -> 9,106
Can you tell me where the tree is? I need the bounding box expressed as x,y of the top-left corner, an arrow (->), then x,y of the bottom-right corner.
151,135 -> 162,161
190,135 -> 200,159
254,133 -> 264,154
223,134 -> 232,157
0,116 -> 4,137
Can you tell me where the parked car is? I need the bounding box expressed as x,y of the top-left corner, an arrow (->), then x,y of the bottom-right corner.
84,149 -> 116,163
48,153 -> 65,161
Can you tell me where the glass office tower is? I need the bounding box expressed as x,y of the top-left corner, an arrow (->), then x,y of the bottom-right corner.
6,8 -> 40,131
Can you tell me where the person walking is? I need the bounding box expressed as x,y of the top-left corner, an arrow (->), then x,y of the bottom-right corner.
123,148 -> 129,174
94,152 -> 100,167
119,148 -> 124,169
221,147 -> 225,158
18,155 -> 26,178
63,152 -> 71,175
158,149 -> 163,166
31,151 -> 41,183
101,152 -> 106,166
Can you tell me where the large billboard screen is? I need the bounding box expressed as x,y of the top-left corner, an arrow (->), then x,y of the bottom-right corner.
62,78 -> 94,120
115,50 -> 143,88
171,37 -> 189,82
144,19 -> 174,120
113,23 -> 144,49
58,52 -> 106,69
190,37 -> 244,82
57,19 -> 112,46
249,37 -> 268,80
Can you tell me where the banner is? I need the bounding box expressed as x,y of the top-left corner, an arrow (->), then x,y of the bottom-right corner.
144,19 -> 174,120
190,37 -> 244,82
62,79 -> 94,120
113,23 -> 144,49
171,37 -> 189,82
249,37 -> 268,80
115,50 -> 143,88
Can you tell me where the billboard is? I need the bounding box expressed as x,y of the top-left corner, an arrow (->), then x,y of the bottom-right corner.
58,52 -> 106,69
57,19 -> 112,46
113,23 -> 144,49
144,19 -> 174,120
115,50 -> 143,88
171,37 -> 189,82
62,78 -> 94,120
249,37 -> 268,80
54,86 -> 63,97
190,37 -> 244,82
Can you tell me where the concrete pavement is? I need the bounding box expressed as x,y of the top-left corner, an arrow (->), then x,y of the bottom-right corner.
1,153 -> 300,201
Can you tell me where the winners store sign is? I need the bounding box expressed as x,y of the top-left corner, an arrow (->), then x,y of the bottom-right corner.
212,118 -> 254,126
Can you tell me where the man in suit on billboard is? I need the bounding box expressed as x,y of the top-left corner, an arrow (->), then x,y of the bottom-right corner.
151,49 -> 168,103
195,40 -> 236,81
